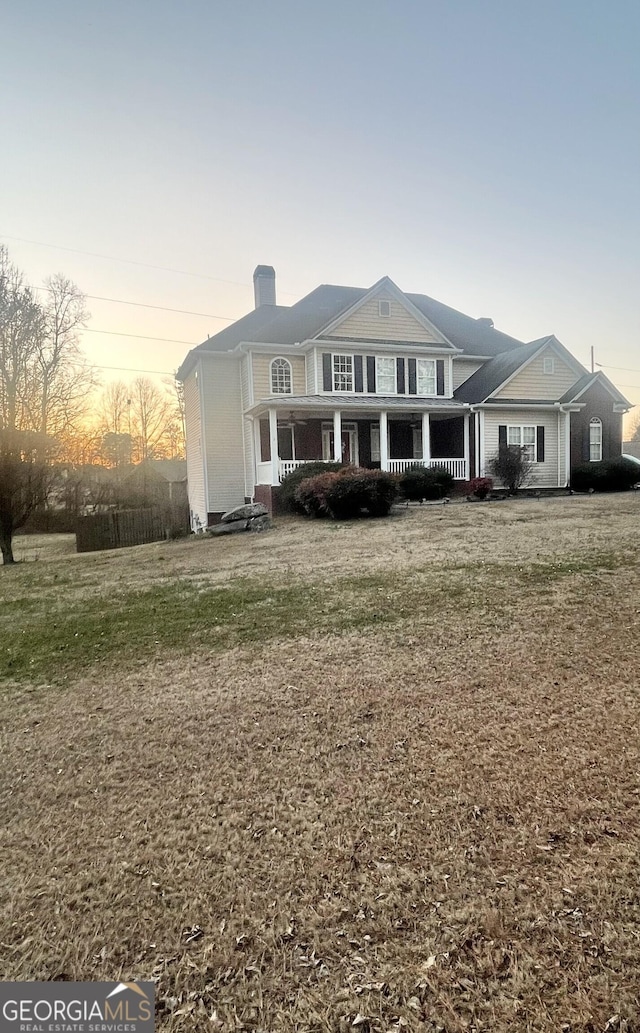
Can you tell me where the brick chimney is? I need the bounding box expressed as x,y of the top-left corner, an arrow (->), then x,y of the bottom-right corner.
253,265 -> 276,308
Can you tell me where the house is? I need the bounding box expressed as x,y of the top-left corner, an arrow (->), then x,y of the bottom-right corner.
118,459 -> 188,508
177,267 -> 630,527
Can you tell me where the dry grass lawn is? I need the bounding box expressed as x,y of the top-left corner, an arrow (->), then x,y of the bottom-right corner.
2,495 -> 640,1032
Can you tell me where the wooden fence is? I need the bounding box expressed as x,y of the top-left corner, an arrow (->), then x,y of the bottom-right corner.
76,505 -> 189,553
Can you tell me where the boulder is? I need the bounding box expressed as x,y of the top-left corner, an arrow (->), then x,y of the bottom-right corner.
209,518 -> 249,536
247,514 -> 271,533
221,503 -> 268,523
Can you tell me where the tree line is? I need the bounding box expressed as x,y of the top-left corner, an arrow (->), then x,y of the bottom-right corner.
0,246 -> 184,564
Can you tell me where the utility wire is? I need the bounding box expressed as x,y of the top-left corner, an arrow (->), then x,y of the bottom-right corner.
29,282 -> 236,321
2,232 -> 299,296
82,328 -> 198,345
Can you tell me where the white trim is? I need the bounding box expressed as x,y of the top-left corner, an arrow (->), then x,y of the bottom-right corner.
448,354 -> 454,397
378,299 -> 391,317
565,410 -> 571,484
475,411 -> 481,478
507,424 -> 539,463
197,358 -> 211,518
313,346 -> 319,394
331,352 -> 355,393
269,356 -> 293,395
268,407 -> 279,486
463,412 -> 470,478
333,410 -> 342,462
486,337 -> 587,400
253,416 -> 262,491
568,372 -> 630,406
376,355 -> 397,394
247,351 -> 255,406
422,412 -> 431,463
479,409 -> 486,476
310,338 -> 456,357
380,411 -> 389,471
557,408 -> 561,487
589,416 -> 603,462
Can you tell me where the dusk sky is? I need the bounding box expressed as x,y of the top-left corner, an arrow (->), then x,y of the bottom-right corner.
2,1 -> 639,427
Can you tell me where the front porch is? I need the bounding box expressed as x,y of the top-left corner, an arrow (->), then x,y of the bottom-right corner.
253,407 -> 471,486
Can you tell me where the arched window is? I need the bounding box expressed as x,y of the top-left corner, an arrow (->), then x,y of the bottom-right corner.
270,357 -> 292,394
589,417 -> 602,462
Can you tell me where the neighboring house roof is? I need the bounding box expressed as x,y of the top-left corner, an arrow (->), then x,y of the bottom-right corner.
177,280 -> 534,379
122,459 -> 187,483
453,340 -> 547,403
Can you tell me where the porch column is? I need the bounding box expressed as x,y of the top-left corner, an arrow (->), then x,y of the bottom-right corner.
380,410 -> 389,471
268,407 -> 279,485
463,412 -> 470,481
421,412 -> 431,466
253,417 -> 262,485
333,409 -> 342,463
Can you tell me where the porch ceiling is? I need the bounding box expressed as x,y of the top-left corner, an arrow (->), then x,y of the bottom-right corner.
247,394 -> 468,417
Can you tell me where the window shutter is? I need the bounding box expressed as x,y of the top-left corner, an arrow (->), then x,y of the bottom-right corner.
436,359 -> 445,395
498,425 -> 507,452
408,358 -> 417,395
322,353 -> 332,392
354,355 -> 364,393
582,424 -> 590,461
536,426 -> 545,463
396,358 -> 405,394
366,356 -> 376,393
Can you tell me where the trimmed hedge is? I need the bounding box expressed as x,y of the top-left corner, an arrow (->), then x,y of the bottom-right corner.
279,461 -> 345,512
295,467 -> 398,519
571,457 -> 640,493
398,465 -> 454,502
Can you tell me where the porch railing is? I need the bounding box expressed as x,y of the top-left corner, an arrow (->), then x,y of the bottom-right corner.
387,458 -> 468,480
256,457 -> 468,485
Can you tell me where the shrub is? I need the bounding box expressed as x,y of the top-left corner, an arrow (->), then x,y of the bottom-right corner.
279,461 -> 345,513
487,446 -> 533,494
467,476 -> 493,500
295,467 -> 398,519
399,464 -> 454,502
571,457 -> 640,493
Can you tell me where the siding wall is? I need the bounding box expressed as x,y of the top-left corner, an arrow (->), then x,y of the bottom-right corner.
201,356 -> 247,513
251,353 -> 306,400
483,407 -> 560,486
326,288 -> 442,343
494,346 -> 580,400
452,359 -> 484,390
240,355 -> 254,498
558,410 -> 568,486
183,368 -> 207,529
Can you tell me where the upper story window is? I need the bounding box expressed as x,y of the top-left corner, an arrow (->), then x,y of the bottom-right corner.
378,300 -> 391,317
589,417 -> 602,461
333,354 -> 353,391
543,356 -> 555,374
417,358 -> 436,395
270,357 -> 292,394
376,356 -> 396,393
508,425 -> 536,462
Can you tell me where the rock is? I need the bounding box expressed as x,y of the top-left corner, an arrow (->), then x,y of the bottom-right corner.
247,515 -> 271,533
221,503 -> 268,523
208,518 -> 249,536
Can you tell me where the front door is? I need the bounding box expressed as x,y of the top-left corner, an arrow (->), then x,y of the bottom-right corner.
322,422 -> 359,465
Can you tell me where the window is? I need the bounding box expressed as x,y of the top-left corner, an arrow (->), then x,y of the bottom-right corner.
376,356 -> 396,394
332,354 -> 353,391
416,358 -> 436,395
378,300 -> 391,317
270,357 -> 292,394
589,417 -> 602,462
543,356 -> 555,374
508,425 -> 536,462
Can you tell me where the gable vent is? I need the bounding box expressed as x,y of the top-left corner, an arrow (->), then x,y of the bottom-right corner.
378,300 -> 391,317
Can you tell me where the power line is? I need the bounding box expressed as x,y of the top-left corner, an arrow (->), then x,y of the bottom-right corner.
2,232 -> 299,296
597,362 -> 640,375
29,283 -> 236,321
82,328 -> 197,345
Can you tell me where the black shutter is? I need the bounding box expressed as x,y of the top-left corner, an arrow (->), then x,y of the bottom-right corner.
354,355 -> 364,392
498,425 -> 507,453
582,424 -> 590,461
366,356 -> 376,393
536,426 -> 545,463
436,359 -> 445,395
408,358 -> 417,395
396,358 -> 405,394
322,353 -> 332,392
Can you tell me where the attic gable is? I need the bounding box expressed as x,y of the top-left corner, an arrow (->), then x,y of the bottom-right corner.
492,337 -> 586,401
319,277 -> 457,348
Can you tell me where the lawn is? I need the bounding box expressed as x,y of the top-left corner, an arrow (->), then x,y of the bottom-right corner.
1,495 -> 640,1032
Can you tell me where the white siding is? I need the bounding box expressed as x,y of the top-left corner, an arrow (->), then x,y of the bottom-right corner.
251,353 -> 306,400
183,368 -> 207,530
494,346 -> 580,400
201,356 -> 247,513
240,356 -> 254,498
483,407 -> 560,487
453,359 -> 484,390
326,288 -> 443,343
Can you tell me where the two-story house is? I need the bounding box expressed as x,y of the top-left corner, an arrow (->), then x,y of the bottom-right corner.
177,267 -> 630,527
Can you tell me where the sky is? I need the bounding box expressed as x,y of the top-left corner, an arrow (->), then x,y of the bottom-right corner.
2,0 -> 639,429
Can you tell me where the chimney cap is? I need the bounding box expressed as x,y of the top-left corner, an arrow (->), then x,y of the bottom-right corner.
476,316 -> 494,327
253,265 -> 275,279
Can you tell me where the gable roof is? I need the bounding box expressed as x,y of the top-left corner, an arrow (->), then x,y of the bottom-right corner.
559,370 -> 631,407
453,339 -> 548,403
177,279 -> 536,380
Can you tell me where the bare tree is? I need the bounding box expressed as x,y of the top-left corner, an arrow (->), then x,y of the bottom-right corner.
129,377 -> 178,462
0,430 -> 56,565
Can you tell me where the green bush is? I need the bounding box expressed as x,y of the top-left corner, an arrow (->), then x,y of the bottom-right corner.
295,467 -> 398,519
278,461 -> 345,512
571,457 -> 640,493
398,464 -> 454,502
